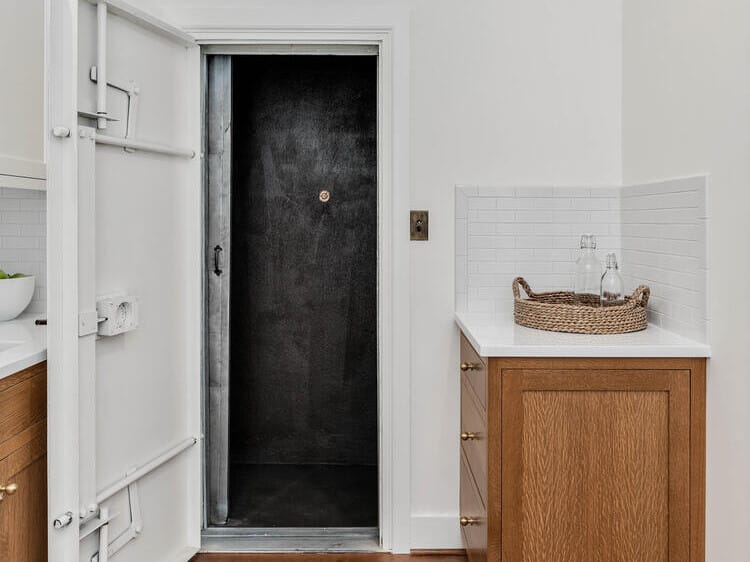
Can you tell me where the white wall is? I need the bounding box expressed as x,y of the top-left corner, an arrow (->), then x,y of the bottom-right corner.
623,1 -> 750,559
410,3 -> 619,544
124,0 -> 624,548
0,0 -> 45,182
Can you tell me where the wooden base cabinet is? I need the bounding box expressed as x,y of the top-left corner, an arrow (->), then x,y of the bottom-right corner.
0,362 -> 47,562
459,334 -> 706,562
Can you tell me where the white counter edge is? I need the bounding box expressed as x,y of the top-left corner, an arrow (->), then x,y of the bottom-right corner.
0,349 -> 47,380
456,313 -> 711,358
0,315 -> 48,381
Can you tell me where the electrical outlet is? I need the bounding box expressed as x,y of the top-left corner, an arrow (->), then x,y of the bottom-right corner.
97,294 -> 139,336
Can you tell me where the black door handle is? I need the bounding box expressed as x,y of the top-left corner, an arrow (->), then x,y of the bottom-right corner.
214,245 -> 223,276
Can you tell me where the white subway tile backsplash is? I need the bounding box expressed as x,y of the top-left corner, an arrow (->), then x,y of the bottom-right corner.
620,177 -> 708,341
467,223 -> 496,235
0,188 -> 46,314
0,199 -> 22,211
589,186 -> 621,198
513,210 -> 556,223
456,177 -> 708,342
457,185 -> 621,316
455,255 -> 467,295
571,198 -> 610,211
468,209 -> 516,222
468,197 -> 498,210
473,186 -> 515,198
516,186 -> 555,198
552,187 -> 591,198
455,219 -> 467,256
533,198 -> 572,210
2,237 -> 40,249
0,225 -> 22,236
18,198 -> 46,211
19,224 -> 45,237
589,210 -> 621,224
468,235 -> 515,250
467,248 -> 495,262
455,188 -> 469,220
1,211 -> 42,224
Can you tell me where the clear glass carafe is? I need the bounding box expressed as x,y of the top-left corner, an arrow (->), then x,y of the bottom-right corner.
600,252 -> 625,306
574,234 -> 603,305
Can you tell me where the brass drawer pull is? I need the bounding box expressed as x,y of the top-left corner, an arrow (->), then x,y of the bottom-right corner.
460,362 -> 480,372
460,516 -> 479,526
0,483 -> 18,501
461,431 -> 478,441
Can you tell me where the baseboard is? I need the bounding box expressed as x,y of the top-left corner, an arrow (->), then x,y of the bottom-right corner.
411,549 -> 466,556
168,546 -> 200,562
410,514 -> 463,549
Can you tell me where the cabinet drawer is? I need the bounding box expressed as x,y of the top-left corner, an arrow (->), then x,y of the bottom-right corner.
0,365 -> 46,446
0,421 -> 45,479
461,379 -> 487,504
460,450 -> 487,562
460,334 -> 487,412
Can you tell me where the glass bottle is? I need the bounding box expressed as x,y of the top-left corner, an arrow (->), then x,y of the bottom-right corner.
600,252 -> 625,307
574,234 -> 602,305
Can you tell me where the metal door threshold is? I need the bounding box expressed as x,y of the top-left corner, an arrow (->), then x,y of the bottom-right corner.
201,527 -> 380,553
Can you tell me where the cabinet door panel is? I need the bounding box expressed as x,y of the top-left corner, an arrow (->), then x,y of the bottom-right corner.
460,451 -> 487,562
501,369 -> 690,562
0,451 -> 47,562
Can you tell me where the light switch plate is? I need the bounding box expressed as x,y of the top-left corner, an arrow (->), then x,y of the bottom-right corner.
410,210 -> 429,241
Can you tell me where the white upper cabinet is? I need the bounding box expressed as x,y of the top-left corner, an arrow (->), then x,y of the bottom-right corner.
0,0 -> 46,189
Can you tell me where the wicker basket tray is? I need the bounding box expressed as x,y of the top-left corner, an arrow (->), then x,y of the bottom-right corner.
513,277 -> 650,334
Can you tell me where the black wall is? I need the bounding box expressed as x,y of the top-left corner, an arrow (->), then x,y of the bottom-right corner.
229,56 -> 378,466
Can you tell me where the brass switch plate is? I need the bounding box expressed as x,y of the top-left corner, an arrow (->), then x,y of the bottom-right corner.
410,210 -> 429,241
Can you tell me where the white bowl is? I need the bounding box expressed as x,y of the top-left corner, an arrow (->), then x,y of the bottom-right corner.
0,276 -> 35,321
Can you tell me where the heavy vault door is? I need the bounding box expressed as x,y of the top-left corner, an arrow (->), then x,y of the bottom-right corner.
206,54 -> 378,529
205,55 -> 232,526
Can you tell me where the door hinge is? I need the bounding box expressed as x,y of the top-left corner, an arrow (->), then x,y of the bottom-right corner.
53,511 -> 74,530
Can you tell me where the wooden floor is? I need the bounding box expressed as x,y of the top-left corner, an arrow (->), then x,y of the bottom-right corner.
191,552 -> 466,561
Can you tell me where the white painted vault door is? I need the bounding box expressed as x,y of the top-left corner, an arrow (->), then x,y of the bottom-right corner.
47,1 -> 202,561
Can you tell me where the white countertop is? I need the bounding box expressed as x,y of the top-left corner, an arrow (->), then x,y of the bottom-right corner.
0,314 -> 47,381
456,312 -> 711,358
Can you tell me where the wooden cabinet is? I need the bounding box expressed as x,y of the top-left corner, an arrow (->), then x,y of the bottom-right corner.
0,362 -> 47,562
0,0 -> 46,189
459,334 -> 706,562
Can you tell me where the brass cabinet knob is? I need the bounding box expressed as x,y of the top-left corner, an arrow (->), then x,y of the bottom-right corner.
0,483 -> 18,501
460,362 -> 479,372
460,516 -> 479,526
460,431 -> 478,441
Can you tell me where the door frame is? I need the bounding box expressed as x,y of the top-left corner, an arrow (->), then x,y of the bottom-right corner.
46,1 -> 81,560
189,21 -> 412,553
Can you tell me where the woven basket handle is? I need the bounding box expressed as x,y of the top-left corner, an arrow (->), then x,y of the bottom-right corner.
512,277 -> 535,300
631,285 -> 650,308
